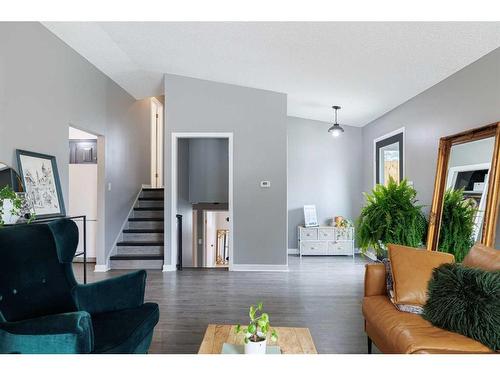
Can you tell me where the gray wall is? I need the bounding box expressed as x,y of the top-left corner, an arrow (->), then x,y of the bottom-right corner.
287,117 -> 363,249
164,74 -> 288,267
361,47 -> 500,245
0,22 -> 151,265
189,138 -> 229,203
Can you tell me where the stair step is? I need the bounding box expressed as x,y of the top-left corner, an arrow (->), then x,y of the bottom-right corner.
133,207 -> 164,218
110,254 -> 163,270
123,229 -> 164,233
111,254 -> 163,260
117,241 -> 164,246
128,218 -> 163,229
116,244 -> 163,256
129,218 -> 164,221
123,231 -> 163,242
140,189 -> 164,199
137,198 -> 164,208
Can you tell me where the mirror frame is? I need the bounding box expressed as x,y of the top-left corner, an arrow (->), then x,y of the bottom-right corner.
427,122 -> 500,250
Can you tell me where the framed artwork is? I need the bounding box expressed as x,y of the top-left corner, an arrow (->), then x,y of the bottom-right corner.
303,205 -> 318,227
16,149 -> 66,219
374,128 -> 405,186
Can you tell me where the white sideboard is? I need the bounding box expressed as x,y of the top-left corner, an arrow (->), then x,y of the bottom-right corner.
298,226 -> 355,257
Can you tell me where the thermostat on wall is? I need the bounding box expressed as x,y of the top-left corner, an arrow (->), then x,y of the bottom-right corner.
260,181 -> 271,188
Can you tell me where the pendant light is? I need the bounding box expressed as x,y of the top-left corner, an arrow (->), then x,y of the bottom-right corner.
328,105 -> 345,137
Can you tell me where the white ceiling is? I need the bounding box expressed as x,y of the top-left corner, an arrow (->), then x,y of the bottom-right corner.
43,22 -> 500,126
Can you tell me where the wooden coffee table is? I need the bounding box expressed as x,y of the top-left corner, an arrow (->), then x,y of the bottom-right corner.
198,324 -> 317,354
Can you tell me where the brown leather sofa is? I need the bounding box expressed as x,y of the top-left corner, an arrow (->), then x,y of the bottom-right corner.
362,244 -> 500,354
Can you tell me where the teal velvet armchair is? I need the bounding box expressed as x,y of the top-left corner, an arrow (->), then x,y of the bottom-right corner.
0,219 -> 159,354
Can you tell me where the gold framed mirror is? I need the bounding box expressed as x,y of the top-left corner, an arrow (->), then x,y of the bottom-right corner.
427,122 -> 500,251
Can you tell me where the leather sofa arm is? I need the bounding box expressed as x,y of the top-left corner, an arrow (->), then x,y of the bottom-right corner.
0,311 -> 93,354
364,263 -> 386,297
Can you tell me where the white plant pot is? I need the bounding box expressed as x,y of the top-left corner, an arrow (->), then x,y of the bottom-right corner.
1,199 -> 20,225
244,338 -> 267,354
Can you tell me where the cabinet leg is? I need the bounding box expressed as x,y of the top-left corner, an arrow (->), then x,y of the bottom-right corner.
367,336 -> 372,354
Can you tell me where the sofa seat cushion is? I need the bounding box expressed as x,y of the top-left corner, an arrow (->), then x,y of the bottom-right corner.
363,296 -> 492,354
91,303 -> 159,353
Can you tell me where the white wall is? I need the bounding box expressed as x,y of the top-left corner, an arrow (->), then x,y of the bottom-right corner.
287,117 -> 363,249
0,23 -> 151,266
165,74 -> 288,268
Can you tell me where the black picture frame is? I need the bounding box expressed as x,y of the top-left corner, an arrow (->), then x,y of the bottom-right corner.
375,132 -> 404,185
16,149 -> 66,219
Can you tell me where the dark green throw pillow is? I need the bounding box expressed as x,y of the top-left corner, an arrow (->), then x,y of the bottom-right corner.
423,263 -> 500,351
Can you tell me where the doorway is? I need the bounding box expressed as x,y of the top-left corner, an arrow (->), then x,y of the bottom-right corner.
171,133 -> 233,270
151,97 -> 164,188
68,126 -> 105,266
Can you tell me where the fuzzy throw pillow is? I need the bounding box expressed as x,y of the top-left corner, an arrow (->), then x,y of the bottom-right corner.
423,263 -> 500,351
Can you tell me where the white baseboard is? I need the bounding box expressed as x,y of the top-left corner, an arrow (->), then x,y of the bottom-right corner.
287,248 -> 299,255
231,264 -> 289,272
162,264 -> 176,272
94,263 -> 110,272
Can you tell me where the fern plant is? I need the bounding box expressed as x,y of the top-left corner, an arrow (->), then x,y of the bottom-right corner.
438,189 -> 477,262
356,178 -> 427,258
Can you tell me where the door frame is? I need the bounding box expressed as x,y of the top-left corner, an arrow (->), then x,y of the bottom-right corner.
170,132 -> 234,271
68,124 -> 107,271
150,97 -> 164,188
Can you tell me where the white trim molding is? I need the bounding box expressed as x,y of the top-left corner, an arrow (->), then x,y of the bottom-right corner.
231,264 -> 289,272
287,248 -> 299,255
94,263 -> 110,272
162,264 -> 176,272
373,127 -> 406,187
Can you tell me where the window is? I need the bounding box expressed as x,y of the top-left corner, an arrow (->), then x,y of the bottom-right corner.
374,129 -> 404,186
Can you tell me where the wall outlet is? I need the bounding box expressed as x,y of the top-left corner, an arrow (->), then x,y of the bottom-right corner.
108,182 -> 112,191
260,181 -> 271,188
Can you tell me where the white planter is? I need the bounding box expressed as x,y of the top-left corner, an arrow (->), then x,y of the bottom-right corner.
1,199 -> 20,225
244,338 -> 267,354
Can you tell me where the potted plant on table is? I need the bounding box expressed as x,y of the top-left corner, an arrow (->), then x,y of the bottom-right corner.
356,178 -> 427,260
0,186 -> 35,226
236,302 -> 278,354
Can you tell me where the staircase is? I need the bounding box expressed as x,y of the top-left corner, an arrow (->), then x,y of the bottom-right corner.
110,188 -> 164,269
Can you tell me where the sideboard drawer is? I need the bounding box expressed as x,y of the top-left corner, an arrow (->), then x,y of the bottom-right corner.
301,241 -> 327,255
299,227 -> 318,240
328,241 -> 354,255
318,228 -> 334,240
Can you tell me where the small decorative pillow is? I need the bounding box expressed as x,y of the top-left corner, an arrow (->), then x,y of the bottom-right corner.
382,258 -> 424,315
423,263 -> 500,351
388,244 -> 454,306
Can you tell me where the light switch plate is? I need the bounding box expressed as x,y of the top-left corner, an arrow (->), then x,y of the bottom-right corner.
260,181 -> 271,188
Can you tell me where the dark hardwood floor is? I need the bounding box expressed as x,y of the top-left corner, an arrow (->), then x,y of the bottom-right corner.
73,255 -> 370,354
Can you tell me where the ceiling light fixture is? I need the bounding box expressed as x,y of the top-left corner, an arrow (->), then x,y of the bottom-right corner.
328,105 -> 345,137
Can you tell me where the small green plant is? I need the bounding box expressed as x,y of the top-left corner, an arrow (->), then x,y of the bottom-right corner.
235,302 -> 278,343
438,189 -> 477,262
0,185 -> 35,226
356,178 -> 427,258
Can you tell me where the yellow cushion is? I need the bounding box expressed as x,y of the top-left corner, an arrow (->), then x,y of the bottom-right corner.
388,244 -> 454,306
